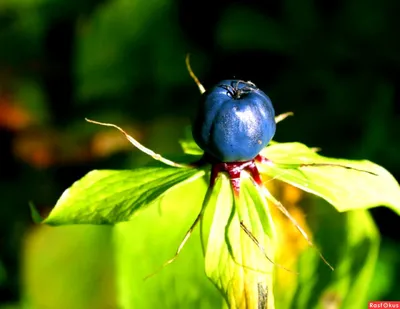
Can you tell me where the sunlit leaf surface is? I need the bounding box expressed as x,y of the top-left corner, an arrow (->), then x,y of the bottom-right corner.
180,138 -> 400,214
259,142 -> 400,215
204,173 -> 277,309
22,225 -> 115,309
44,167 -> 205,225
114,174 -> 222,308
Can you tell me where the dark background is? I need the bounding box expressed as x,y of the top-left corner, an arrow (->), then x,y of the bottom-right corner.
0,0 -> 399,306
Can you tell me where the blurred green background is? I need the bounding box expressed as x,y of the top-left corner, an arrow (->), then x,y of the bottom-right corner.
0,0 -> 399,308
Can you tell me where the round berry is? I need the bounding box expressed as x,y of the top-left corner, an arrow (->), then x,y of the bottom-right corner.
192,80 -> 276,162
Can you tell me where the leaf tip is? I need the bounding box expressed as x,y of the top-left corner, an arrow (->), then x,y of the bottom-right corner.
29,202 -> 43,224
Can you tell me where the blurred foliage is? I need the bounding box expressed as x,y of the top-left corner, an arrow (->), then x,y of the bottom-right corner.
1,0 -> 399,308
270,189 -> 380,309
22,225 -> 115,309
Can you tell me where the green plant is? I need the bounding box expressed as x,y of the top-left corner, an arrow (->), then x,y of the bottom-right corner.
31,72 -> 400,309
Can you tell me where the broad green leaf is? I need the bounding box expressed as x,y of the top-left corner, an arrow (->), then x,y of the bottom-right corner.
22,225 -> 115,309
114,176 -> 222,308
44,167 -> 205,225
368,239 -> 400,301
179,138 -> 203,156
258,142 -> 400,215
204,173 -> 277,309
273,197 -> 379,309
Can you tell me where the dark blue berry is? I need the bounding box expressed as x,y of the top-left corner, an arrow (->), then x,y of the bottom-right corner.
192,80 -> 276,162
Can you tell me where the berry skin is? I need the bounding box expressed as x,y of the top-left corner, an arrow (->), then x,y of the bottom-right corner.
192,80 -> 276,163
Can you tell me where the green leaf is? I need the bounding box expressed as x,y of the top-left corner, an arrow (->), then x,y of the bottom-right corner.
179,128 -> 204,156
273,197 -> 380,309
204,172 -> 277,309
114,176 -> 222,308
179,138 -> 204,156
368,239 -> 400,301
44,167 -> 205,225
258,142 -> 400,215
23,225 -> 116,309
29,202 -> 43,224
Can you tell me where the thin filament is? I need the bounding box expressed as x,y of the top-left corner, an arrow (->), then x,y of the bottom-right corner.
85,118 -> 187,168
240,221 -> 298,274
275,112 -> 294,124
260,185 -> 334,271
144,183 -> 213,280
143,211 -> 203,280
185,54 -> 206,94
